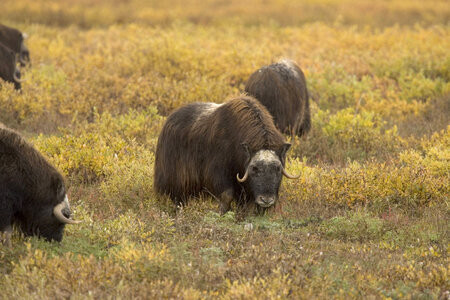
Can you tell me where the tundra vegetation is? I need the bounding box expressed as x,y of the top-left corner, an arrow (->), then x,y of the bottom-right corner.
0,0 -> 449,298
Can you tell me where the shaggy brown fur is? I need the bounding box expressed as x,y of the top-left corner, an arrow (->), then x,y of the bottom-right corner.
0,23 -> 30,66
0,124 -> 70,242
154,95 -> 290,211
245,59 -> 311,138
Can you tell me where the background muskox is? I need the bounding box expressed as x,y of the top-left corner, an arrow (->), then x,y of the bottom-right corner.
0,125 -> 79,246
0,42 -> 21,90
0,23 -> 30,66
245,59 -> 311,138
154,95 -> 298,214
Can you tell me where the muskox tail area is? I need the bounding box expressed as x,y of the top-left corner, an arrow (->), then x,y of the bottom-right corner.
154,122 -> 185,206
154,103 -> 207,206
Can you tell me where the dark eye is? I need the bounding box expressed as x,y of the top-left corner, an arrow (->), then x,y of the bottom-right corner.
271,165 -> 281,173
252,166 -> 259,173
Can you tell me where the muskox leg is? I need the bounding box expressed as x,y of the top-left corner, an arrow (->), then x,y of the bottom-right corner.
174,197 -> 185,215
235,200 -> 253,221
0,200 -> 13,247
219,189 -> 234,215
1,225 -> 12,247
256,205 -> 269,215
290,116 -> 300,141
297,102 -> 311,137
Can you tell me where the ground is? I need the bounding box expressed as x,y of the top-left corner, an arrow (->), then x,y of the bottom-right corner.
0,0 -> 449,299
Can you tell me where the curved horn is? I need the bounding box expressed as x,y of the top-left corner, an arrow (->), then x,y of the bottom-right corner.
19,56 -> 27,65
53,198 -> 81,225
13,71 -> 23,83
236,168 -> 249,183
282,167 -> 300,179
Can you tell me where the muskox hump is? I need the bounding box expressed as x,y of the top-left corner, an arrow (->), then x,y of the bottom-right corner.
245,59 -> 311,138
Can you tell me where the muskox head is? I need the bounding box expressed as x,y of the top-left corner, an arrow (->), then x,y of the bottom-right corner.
237,143 -> 298,208
0,42 -> 23,90
19,33 -> 30,66
18,178 -> 81,242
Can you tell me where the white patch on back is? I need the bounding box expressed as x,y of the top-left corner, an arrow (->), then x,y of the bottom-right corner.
279,59 -> 300,79
250,150 -> 279,164
193,102 -> 222,128
200,103 -> 221,117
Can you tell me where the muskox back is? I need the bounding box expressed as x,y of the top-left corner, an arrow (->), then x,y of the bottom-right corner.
0,125 -> 79,245
245,59 -> 311,138
154,95 -> 296,212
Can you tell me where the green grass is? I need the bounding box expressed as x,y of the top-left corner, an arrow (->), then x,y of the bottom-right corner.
0,0 -> 449,298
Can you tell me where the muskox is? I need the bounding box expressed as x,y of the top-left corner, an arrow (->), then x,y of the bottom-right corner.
0,42 -> 22,90
245,59 -> 311,138
0,125 -> 80,246
0,23 -> 30,66
154,95 -> 299,214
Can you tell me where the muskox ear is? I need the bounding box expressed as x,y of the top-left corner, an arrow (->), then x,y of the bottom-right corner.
241,143 -> 251,163
280,143 -> 291,165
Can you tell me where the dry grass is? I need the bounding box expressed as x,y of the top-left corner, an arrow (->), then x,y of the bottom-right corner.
0,0 -> 449,299
1,0 -> 450,28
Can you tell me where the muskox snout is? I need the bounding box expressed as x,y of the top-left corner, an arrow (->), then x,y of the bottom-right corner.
255,195 -> 276,208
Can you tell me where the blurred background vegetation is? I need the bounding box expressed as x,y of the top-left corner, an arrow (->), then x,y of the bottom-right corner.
0,0 -> 449,299
1,0 -> 450,28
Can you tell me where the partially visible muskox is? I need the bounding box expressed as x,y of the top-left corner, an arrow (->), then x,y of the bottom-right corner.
154,95 -> 299,214
0,23 -> 30,66
0,42 -> 22,90
245,59 -> 311,138
0,125 -> 80,246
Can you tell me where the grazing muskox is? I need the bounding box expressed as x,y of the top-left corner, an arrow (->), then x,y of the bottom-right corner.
0,125 -> 80,246
154,95 -> 299,214
0,23 -> 30,66
245,59 -> 311,138
0,42 -> 22,90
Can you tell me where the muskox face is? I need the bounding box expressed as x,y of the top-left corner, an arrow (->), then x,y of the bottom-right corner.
28,205 -> 67,242
237,143 -> 296,208
0,43 -> 22,90
19,180 -> 80,242
247,150 -> 283,207
19,40 -> 30,66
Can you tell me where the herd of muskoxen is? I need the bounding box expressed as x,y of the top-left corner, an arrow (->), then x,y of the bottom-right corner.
0,23 -> 311,246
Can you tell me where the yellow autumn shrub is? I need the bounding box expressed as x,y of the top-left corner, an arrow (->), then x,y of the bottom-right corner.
0,1 -> 448,299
